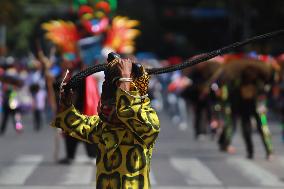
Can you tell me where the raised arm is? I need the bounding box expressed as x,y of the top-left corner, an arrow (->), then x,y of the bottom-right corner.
50,71 -> 102,144
114,58 -> 160,148
51,105 -> 102,144
116,88 -> 160,148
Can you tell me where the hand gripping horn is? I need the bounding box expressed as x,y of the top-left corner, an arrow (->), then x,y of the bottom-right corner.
64,29 -> 284,91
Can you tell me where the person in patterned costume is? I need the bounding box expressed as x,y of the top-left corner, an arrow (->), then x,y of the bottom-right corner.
51,55 -> 160,189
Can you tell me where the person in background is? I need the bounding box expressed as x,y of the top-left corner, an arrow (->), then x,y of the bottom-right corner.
29,82 -> 47,131
238,67 -> 273,160
38,52 -> 98,164
182,64 -> 212,140
27,58 -> 47,131
0,85 -> 23,135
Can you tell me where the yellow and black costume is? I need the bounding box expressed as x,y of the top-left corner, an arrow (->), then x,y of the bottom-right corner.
51,63 -> 160,189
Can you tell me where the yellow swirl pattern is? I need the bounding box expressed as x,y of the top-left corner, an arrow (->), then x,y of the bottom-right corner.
51,88 -> 160,189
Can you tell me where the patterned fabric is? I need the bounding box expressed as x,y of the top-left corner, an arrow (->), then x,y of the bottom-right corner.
51,88 -> 160,189
133,67 -> 150,97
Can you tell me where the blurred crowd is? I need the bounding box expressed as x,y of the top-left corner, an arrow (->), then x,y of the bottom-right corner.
1,50 -> 284,162
0,55 -> 47,134
144,51 -> 284,161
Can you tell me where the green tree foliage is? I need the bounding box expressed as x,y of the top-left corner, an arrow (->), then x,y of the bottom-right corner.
0,0 -> 67,55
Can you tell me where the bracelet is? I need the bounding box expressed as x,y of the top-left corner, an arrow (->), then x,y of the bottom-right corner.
118,77 -> 133,82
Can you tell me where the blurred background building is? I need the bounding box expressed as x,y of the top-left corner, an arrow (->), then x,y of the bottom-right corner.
0,0 -> 284,57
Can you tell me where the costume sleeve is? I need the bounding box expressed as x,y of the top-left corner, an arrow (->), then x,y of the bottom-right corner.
116,88 -> 160,148
51,105 -> 102,144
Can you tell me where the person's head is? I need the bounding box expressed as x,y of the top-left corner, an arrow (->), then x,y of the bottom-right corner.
99,55 -> 149,122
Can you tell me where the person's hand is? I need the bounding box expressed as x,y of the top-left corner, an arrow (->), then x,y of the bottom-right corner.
117,58 -> 132,78
59,89 -> 73,112
116,59 -> 133,91
38,50 -> 52,70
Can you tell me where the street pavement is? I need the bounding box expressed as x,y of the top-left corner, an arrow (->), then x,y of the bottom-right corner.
0,111 -> 284,189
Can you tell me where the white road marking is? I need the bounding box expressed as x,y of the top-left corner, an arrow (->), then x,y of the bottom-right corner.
0,155 -> 43,185
60,155 -> 95,185
227,157 -> 284,187
170,157 -> 222,186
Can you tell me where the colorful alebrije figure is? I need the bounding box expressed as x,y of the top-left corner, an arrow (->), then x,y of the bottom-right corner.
41,0 -> 141,116
42,0 -> 140,64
